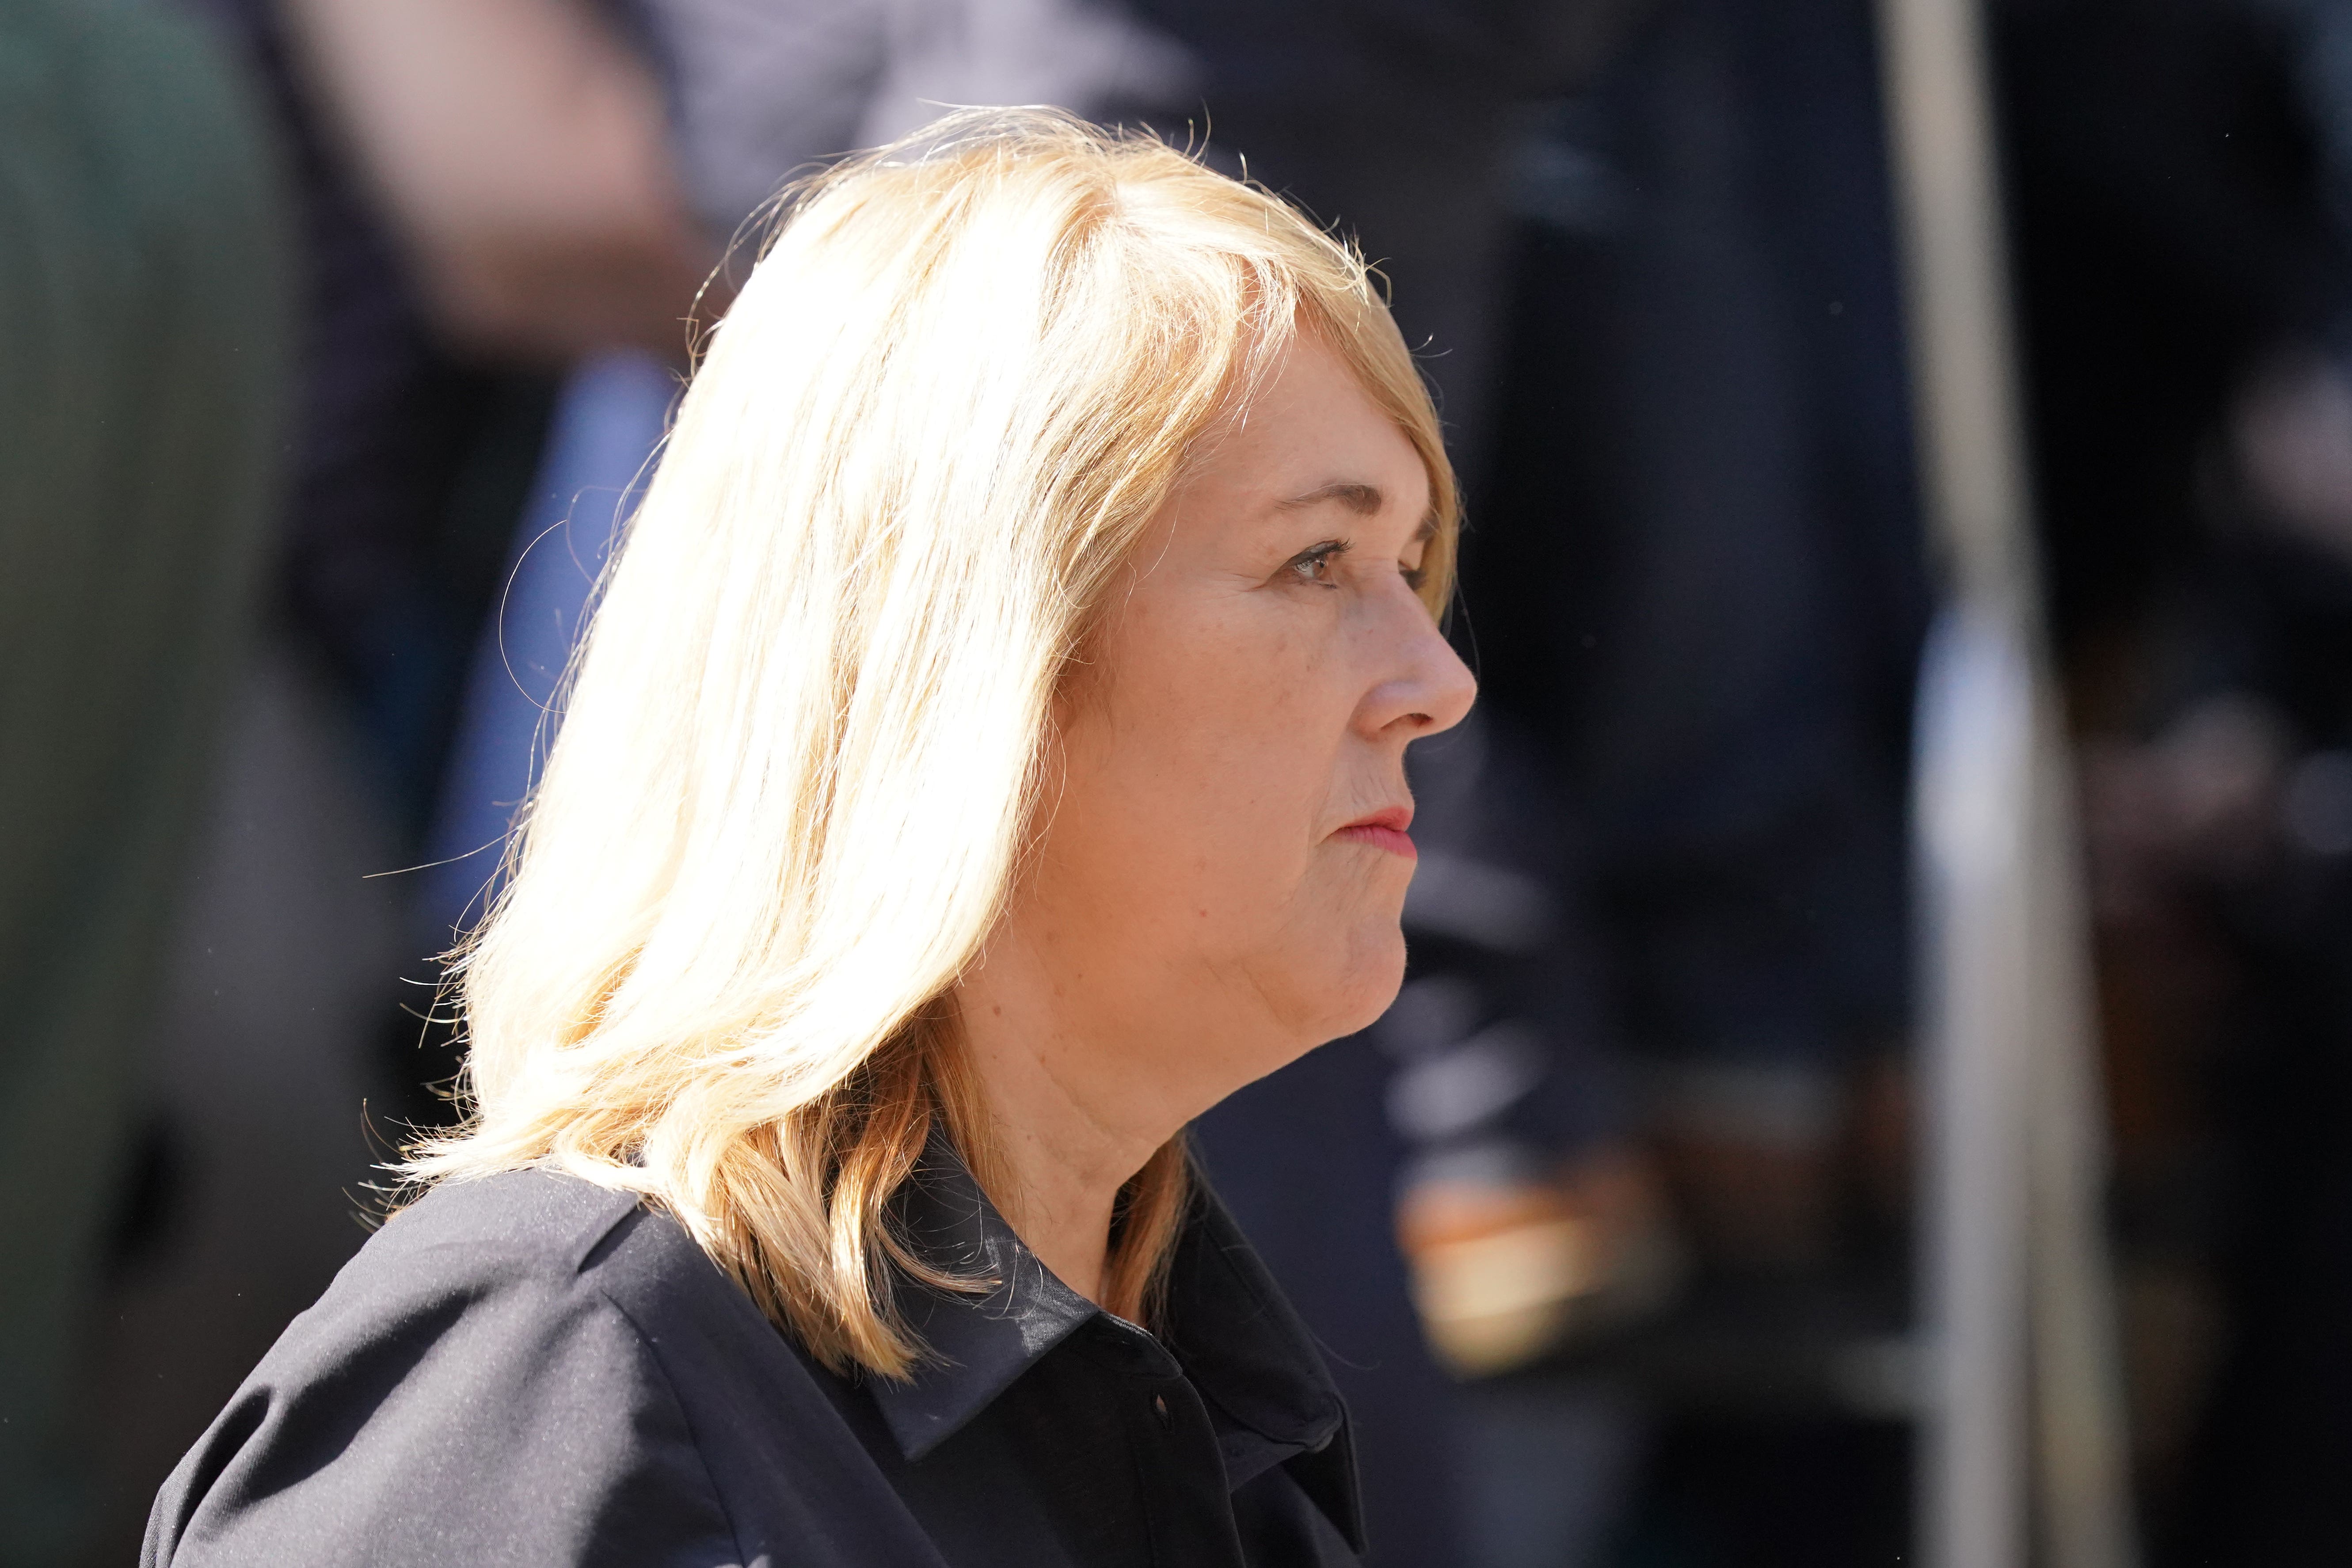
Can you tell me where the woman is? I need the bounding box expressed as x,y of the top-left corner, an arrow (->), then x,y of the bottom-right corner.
145,108 -> 1474,1568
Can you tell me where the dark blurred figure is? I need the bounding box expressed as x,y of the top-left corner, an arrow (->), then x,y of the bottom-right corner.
1446,0 -> 1930,1560
0,0 -> 293,1558
1994,1 -> 2352,1560
1478,0 -> 1922,1282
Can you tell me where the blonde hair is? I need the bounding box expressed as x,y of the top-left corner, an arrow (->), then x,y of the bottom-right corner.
409,107 -> 1458,1377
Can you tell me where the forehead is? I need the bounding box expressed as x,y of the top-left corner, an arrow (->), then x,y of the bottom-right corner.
1193,335 -> 1431,515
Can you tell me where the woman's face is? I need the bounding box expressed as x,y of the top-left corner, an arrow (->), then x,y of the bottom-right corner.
994,333 -> 1476,1108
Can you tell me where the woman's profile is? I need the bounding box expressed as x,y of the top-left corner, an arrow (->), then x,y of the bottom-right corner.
145,108 -> 1476,1568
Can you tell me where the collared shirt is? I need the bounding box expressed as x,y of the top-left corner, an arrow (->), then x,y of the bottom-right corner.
142,1148 -> 1365,1568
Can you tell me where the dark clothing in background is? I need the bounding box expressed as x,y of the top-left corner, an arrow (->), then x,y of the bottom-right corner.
145,1156 -> 1363,1568
0,0 -> 293,1557
1472,0 -> 1923,1081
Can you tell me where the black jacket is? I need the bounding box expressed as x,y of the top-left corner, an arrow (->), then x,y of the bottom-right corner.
143,1153 -> 1364,1567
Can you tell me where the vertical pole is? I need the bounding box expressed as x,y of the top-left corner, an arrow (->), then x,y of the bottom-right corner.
1873,0 -> 2139,1565
1914,609 -> 2034,1568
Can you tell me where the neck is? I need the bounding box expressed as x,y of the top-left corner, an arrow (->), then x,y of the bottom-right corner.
951,933 -> 1200,1305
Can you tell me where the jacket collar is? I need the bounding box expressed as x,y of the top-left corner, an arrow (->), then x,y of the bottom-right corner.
871,1143 -> 1101,1461
866,1137 -> 1362,1548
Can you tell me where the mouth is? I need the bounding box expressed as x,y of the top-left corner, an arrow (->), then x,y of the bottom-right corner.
1332,805 -> 1416,859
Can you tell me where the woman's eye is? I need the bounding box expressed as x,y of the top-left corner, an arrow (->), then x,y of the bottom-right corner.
1285,541 -> 1346,586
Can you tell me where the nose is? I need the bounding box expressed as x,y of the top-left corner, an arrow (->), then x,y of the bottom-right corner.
1356,594 -> 1476,741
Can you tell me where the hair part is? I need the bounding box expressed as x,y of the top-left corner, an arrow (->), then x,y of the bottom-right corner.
404,107 -> 1457,1377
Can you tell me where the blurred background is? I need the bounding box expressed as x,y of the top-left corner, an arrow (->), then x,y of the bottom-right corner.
7,0 -> 2352,1563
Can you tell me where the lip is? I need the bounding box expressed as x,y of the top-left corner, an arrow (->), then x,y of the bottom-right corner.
1332,805 -> 1416,859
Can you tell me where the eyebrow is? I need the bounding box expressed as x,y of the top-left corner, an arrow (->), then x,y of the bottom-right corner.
1274,481 -> 1440,543
1275,481 -> 1385,516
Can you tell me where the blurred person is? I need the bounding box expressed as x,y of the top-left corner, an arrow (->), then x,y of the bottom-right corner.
272,0 -> 709,367
0,0 -> 294,1559
1476,0 -> 1922,1290
1444,0 -> 1928,1560
82,0 -> 718,1550
145,109 -> 1473,1567
176,0 -> 712,835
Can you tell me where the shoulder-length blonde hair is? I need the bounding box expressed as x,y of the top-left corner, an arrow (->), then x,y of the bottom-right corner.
410,107 -> 1458,1378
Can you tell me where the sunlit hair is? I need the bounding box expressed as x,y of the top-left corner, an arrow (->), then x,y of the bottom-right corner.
406,107 -> 1458,1377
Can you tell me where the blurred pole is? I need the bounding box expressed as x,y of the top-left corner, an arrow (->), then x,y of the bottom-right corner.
1874,2 -> 2139,1568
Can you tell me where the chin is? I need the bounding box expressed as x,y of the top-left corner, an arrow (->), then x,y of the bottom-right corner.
1321,921 -> 1408,1039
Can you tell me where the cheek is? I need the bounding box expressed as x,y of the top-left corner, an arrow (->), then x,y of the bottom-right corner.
1054,605 -> 1340,929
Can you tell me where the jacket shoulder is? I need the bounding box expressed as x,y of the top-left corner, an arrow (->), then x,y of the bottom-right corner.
365,1167 -> 648,1277
142,1169 -> 745,1568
